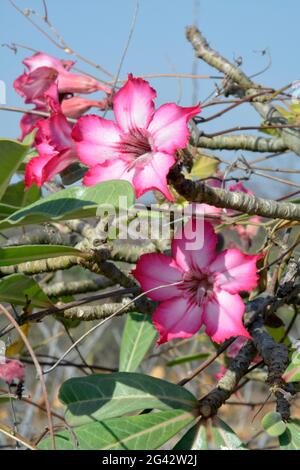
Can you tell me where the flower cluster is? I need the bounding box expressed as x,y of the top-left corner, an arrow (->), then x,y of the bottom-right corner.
15,53 -> 200,199
13,53 -> 261,348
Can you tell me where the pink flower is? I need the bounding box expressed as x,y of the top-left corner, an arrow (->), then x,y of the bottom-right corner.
72,74 -> 200,199
15,52 -> 110,98
25,110 -> 77,188
133,219 -> 260,344
14,53 -> 112,139
0,359 -> 25,385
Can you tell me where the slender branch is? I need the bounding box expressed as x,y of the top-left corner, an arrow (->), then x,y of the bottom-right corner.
0,304 -> 55,449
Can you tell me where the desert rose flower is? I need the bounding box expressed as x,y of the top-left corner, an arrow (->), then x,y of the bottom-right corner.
72,74 -> 200,199
0,359 -> 25,385
133,218 -> 260,344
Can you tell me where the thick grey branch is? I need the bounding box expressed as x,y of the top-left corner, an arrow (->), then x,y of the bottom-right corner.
168,164 -> 300,221
195,134 -> 287,153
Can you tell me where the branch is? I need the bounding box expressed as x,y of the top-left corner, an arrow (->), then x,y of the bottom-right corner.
186,26 -> 300,156
168,163 -> 300,221
195,134 -> 287,153
198,340 -> 257,417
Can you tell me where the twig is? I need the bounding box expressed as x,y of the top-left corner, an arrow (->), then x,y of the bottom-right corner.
0,304 -> 55,449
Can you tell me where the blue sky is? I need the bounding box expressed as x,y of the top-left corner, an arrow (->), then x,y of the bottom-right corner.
1,0 -> 299,196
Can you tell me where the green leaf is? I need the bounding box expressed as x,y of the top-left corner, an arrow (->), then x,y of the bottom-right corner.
211,417 -> 247,450
261,411 -> 287,437
188,154 -> 219,180
174,420 -> 208,450
283,350 -> 300,382
0,273 -> 52,308
38,409 -> 196,450
0,245 -> 84,266
119,312 -> 157,372
1,181 -> 40,208
166,353 -> 209,367
0,139 -> 29,200
0,180 -> 135,229
59,372 -> 198,426
279,420 -> 300,450
0,203 -> 19,219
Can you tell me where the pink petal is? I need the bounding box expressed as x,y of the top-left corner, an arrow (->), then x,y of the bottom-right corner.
72,115 -> 122,166
14,67 -> 58,106
132,253 -> 183,301
203,290 -> 251,343
35,112 -> 72,152
19,113 -> 42,141
58,71 -> 111,94
113,74 -> 156,132
25,148 -> 76,188
0,360 -> 25,385
152,297 -> 203,344
210,249 -> 260,294
61,96 -> 109,119
229,182 -> 254,196
148,103 -> 200,154
82,158 -> 135,186
23,52 -> 72,72
171,219 -> 217,272
132,151 -> 175,200
25,150 -> 57,188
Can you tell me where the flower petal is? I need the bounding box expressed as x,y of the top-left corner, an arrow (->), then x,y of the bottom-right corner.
72,115 -> 122,166
113,75 -> 156,132
133,253 -> 183,301
202,290 -> 251,343
171,219 -> 217,272
152,297 -> 203,344
58,71 -> 110,94
35,112 -> 72,152
132,151 -> 175,200
82,159 -> 135,186
19,113 -> 42,141
14,67 -> 58,106
0,359 -> 24,384
23,52 -> 72,72
148,103 -> 200,153
210,249 -> 260,294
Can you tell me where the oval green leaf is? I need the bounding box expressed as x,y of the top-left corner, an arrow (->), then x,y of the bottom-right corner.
0,180 -> 135,229
59,372 -> 198,426
119,312 -> 157,372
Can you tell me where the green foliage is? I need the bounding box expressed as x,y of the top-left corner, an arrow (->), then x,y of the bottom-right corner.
0,180 -> 135,229
39,410 -> 196,450
119,312 -> 157,372
174,420 -> 209,450
261,411 -> 287,437
279,420 -> 300,450
283,349 -> 300,382
210,416 -> 247,450
0,245 -> 84,266
166,352 -> 209,367
59,372 -> 198,426
0,273 -> 52,308
0,139 -> 29,200
1,181 -> 40,210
